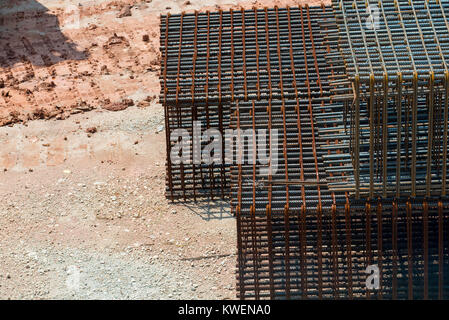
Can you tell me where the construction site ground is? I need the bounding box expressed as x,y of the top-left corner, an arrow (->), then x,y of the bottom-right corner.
0,0 -> 324,299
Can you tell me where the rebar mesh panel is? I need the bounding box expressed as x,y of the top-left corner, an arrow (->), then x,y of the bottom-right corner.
230,4 -> 352,299
329,0 -> 449,198
160,5 -> 346,200
237,198 -> 449,299
333,0 -> 449,79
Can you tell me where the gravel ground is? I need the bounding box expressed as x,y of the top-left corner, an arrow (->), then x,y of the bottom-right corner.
0,104 -> 236,300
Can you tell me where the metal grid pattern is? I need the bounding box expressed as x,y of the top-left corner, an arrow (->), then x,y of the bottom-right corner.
230,5 -> 345,299
333,0 -> 449,80
237,197 -> 449,299
231,4 -> 449,300
160,5 -> 340,200
160,9 -> 234,200
328,0 -> 449,199
161,5 -> 336,104
323,76 -> 449,199
160,3 -> 449,300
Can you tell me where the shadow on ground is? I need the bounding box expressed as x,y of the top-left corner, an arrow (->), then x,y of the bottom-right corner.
183,199 -> 233,221
0,0 -> 87,68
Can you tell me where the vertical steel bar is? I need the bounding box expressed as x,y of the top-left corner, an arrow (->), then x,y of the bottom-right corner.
251,204 -> 259,299
392,200 -> 398,299
236,100 -> 244,298
396,1 -> 418,197
396,73 -> 402,198
266,205 -> 275,299
426,73 -> 435,197
407,200 -> 413,299
300,205 -> 307,298
218,10 -> 225,199
412,73 -> 418,197
230,9 -> 235,102
300,5 -> 322,298
205,11 -> 214,199
438,200 -> 444,300
365,201 -> 371,299
241,8 -> 248,101
331,204 -> 339,299
376,200 -> 383,299
254,8 -> 261,101
250,100 -> 259,299
162,14 -> 174,201
423,199 -> 429,299
236,205 -> 245,299
369,74 -> 375,198
275,6 -> 290,298
264,8 -> 272,100
275,6 -> 284,100
175,12 -> 186,201
267,99 -> 275,299
288,6 -> 307,298
284,205 -> 291,299
345,201 -> 353,299
288,7 -> 306,208
382,74 -> 388,198
191,11 -> 198,202
443,72 -> 449,196
281,99 -> 289,200
355,75 -> 360,198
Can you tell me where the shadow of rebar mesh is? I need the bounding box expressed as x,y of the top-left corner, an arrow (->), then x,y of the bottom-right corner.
160,3 -> 449,300
182,199 -> 233,221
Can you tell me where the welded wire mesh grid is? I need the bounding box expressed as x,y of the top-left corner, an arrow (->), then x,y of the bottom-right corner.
237,198 -> 449,299
228,5 -> 350,299
233,98 -> 449,300
160,5 -> 344,200
333,0 -> 449,80
160,3 -> 449,300
161,5 -> 337,104
327,0 -> 449,199
323,77 -> 449,198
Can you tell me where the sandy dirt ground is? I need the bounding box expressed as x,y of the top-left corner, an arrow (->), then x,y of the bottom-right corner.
0,0 -> 329,299
0,106 -> 235,299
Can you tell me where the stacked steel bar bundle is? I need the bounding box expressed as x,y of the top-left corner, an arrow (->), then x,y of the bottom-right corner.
231,4 -> 449,299
236,194 -> 449,299
160,3 -> 449,300
160,5 -> 340,200
160,10 -> 230,200
230,7 -> 342,214
327,0 -> 449,199
229,5 -> 348,297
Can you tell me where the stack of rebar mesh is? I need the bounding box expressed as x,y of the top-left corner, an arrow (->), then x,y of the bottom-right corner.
159,0 -> 449,299
327,0 -> 449,199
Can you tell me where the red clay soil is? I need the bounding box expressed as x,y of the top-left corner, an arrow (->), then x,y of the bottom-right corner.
0,0 -> 329,127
